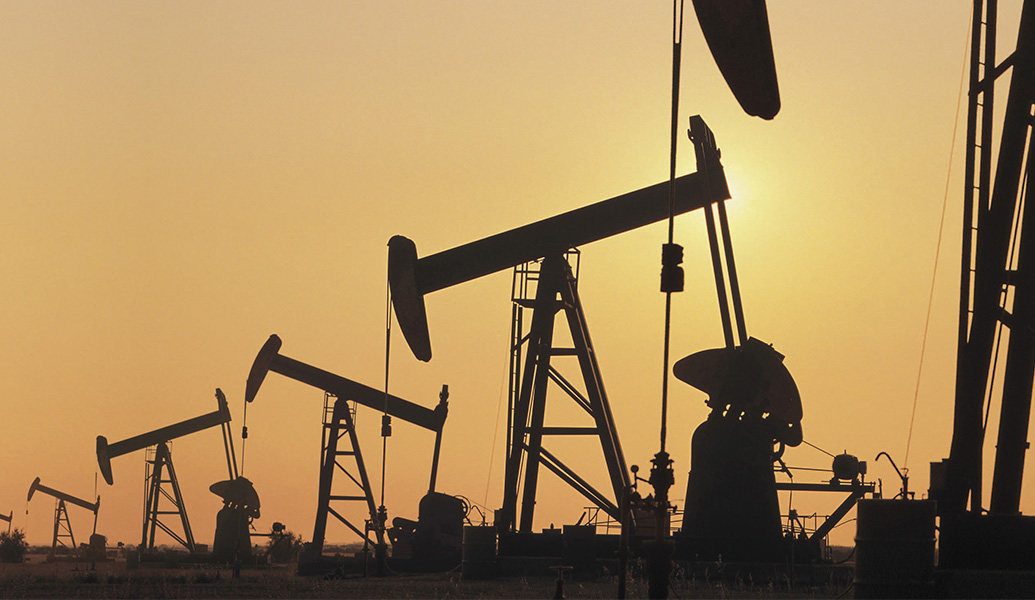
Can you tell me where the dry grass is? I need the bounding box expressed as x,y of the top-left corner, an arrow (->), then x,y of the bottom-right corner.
0,553 -> 849,599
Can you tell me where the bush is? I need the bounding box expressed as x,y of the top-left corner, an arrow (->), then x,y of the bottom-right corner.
266,525 -> 304,564
0,529 -> 29,563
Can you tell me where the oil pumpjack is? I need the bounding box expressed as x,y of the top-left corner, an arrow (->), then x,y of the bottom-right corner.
244,333 -> 457,573
388,121 -> 727,533
95,388 -> 256,558
26,477 -> 102,560
0,510 -> 12,534
380,0 -> 845,580
386,114 -> 807,564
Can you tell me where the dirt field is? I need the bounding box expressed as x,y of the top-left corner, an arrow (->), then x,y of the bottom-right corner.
0,552 -> 851,599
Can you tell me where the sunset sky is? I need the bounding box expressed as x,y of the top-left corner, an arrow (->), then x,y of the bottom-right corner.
2,1 -> 1028,549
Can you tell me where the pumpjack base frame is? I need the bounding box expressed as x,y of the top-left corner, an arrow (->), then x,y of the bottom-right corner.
938,512 -> 1035,571
492,530 -> 855,586
495,528 -> 830,567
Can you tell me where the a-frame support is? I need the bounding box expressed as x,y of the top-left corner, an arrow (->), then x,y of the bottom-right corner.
51,499 -> 77,557
142,441 -> 196,553
311,394 -> 386,553
500,252 -> 629,533
942,0 -> 1035,519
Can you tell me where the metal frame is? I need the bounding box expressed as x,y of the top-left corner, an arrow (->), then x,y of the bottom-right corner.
142,442 -> 196,553
499,253 -> 628,532
311,394 -> 386,550
943,0 -> 1035,518
244,334 -> 449,559
775,480 -> 875,544
26,478 -> 99,559
51,500 -> 77,557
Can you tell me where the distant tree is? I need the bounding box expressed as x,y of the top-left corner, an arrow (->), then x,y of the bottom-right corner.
0,529 -> 29,563
266,523 -> 303,564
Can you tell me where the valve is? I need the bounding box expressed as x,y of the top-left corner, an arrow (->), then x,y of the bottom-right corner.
649,451 -> 675,499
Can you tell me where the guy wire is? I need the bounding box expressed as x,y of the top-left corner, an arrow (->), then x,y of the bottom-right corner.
802,439 -> 835,458
904,17 -> 970,469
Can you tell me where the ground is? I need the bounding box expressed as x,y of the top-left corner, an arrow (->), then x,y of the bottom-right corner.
0,552 -> 851,599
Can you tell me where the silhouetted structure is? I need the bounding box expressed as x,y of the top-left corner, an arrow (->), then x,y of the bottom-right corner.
245,334 -> 453,573
26,477 -> 100,559
96,388 -> 249,556
932,0 -> 1035,573
387,116 -> 730,541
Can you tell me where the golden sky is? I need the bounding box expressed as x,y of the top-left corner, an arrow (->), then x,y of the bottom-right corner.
1,1 -> 1026,549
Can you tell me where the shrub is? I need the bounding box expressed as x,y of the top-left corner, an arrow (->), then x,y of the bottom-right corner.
266,525 -> 304,564
0,529 -> 29,563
